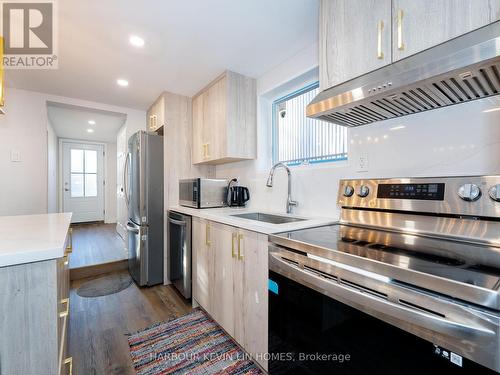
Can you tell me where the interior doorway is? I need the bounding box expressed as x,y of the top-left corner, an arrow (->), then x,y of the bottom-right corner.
46,101 -> 129,274
62,141 -> 105,223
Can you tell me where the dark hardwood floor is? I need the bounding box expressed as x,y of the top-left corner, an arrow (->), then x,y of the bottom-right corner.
68,270 -> 192,374
70,223 -> 128,268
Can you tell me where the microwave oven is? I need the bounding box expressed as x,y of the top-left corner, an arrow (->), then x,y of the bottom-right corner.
179,178 -> 228,208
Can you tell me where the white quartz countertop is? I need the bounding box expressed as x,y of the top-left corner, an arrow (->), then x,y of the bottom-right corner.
168,206 -> 335,234
0,213 -> 73,267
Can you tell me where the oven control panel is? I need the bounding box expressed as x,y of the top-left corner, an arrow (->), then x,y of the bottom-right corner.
337,176 -> 500,218
377,183 -> 445,200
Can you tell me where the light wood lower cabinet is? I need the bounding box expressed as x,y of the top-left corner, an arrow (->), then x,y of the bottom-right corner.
192,217 -> 214,314
192,219 -> 268,370
0,229 -> 72,375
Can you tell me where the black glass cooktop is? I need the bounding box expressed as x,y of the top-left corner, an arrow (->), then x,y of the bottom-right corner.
273,224 -> 500,293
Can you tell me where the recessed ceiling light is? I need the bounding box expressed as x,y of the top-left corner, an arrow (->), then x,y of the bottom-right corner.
389,125 -> 406,131
87,128 -> 95,133
117,78 -> 129,87
129,35 -> 145,47
88,120 -> 96,125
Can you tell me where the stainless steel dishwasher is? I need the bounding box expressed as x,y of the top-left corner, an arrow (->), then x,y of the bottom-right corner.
167,211 -> 192,299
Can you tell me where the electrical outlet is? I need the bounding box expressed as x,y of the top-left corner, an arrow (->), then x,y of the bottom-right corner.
10,150 -> 21,162
357,153 -> 369,172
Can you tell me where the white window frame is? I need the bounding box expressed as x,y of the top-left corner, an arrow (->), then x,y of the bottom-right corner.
272,81 -> 348,166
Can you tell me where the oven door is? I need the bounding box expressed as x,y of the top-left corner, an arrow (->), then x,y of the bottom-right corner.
268,246 -> 500,374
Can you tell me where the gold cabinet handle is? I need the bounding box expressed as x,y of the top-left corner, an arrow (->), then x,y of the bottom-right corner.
205,143 -> 210,158
64,357 -> 73,375
202,144 -> 207,158
63,255 -> 69,266
231,233 -> 237,258
377,20 -> 384,59
59,298 -> 70,318
237,234 -> 244,261
65,228 -> 73,255
397,9 -> 404,50
205,223 -> 211,246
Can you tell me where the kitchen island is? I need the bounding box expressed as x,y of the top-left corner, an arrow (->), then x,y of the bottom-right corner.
0,213 -> 72,375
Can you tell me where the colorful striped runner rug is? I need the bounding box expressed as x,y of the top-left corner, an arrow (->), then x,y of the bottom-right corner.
127,308 -> 263,374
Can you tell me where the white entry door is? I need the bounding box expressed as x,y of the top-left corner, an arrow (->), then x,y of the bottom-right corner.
62,141 -> 105,223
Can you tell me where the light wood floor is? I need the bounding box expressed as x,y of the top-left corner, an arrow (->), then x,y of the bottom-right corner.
68,270 -> 192,374
70,223 -> 127,269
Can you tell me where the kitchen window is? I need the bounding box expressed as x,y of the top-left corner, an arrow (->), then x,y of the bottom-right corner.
272,82 -> 348,166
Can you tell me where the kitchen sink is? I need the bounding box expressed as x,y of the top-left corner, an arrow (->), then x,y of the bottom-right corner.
231,212 -> 306,224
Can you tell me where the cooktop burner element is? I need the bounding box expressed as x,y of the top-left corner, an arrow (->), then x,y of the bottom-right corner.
269,175 -> 500,373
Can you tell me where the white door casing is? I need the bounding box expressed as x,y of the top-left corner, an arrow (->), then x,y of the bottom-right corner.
116,126 -> 128,240
62,141 -> 105,223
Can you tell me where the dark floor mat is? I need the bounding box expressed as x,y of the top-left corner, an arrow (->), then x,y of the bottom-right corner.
77,272 -> 132,297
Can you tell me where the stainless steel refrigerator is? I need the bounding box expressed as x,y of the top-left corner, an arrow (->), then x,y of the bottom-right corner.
125,131 -> 164,286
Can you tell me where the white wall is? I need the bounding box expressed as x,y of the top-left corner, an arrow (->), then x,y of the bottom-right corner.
0,87 -> 145,217
215,43 -> 500,219
105,142 -> 117,223
47,120 -> 58,213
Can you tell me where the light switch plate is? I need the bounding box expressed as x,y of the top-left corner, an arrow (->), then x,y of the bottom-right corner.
10,150 -> 21,162
357,153 -> 369,172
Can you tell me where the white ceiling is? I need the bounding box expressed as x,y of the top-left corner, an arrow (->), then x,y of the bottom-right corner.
6,0 -> 319,110
47,102 -> 126,143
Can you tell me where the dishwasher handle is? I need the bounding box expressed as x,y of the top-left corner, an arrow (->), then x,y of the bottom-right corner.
168,217 -> 187,226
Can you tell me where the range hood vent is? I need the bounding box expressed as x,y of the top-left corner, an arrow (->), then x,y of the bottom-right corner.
307,22 -> 500,127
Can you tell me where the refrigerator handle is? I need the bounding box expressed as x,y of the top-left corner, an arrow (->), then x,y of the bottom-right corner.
123,152 -> 130,207
126,221 -> 140,234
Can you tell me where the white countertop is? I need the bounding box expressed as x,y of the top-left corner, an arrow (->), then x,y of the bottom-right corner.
168,206 -> 335,234
0,213 -> 73,267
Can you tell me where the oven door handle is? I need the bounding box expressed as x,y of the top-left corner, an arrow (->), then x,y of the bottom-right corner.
269,252 -> 496,339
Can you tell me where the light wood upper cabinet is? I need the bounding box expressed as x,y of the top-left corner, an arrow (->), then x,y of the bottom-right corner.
392,0 -> 500,61
147,94 -> 166,132
319,0 -> 392,90
319,0 -> 500,91
192,70 -> 256,165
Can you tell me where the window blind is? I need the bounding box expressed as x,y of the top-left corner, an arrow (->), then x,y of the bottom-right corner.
273,83 -> 348,165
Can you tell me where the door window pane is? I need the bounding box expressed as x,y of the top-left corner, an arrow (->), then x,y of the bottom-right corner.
71,174 -> 84,197
84,150 -> 97,173
85,174 -> 97,197
70,149 -> 84,172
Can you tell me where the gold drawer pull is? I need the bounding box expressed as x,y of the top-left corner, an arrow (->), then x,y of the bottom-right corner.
63,255 -> 69,266
231,233 -> 237,258
59,298 -> 70,318
64,357 -> 73,375
65,228 -> 73,254
205,223 -> 211,246
237,234 -> 244,261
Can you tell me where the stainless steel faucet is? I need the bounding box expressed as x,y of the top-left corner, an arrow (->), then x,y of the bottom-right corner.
266,162 -> 298,214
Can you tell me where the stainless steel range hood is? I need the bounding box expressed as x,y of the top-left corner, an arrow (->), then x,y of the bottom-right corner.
307,21 -> 500,127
